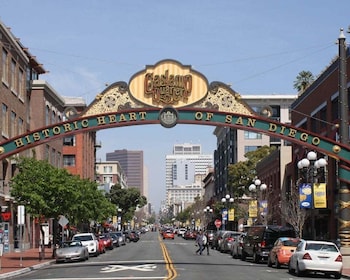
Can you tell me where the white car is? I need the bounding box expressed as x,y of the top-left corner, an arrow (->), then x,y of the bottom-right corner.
288,240 -> 342,279
72,233 -> 99,257
177,228 -> 187,237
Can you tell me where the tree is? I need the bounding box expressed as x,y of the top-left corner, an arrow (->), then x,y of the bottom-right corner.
280,183 -> 309,238
293,70 -> 315,92
107,184 -> 147,224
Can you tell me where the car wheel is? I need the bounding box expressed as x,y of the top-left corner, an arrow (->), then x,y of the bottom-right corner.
334,272 -> 341,279
241,250 -> 247,261
253,252 -> 260,263
295,262 -> 304,277
267,256 -> 272,267
288,261 -> 294,274
275,257 -> 281,269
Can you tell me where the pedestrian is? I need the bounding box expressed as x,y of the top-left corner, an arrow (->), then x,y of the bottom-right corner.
195,230 -> 204,255
203,231 -> 209,255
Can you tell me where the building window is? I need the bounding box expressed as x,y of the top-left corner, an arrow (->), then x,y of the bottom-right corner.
52,110 -> 56,124
244,131 -> 262,140
63,135 -> 75,146
18,68 -> 24,100
2,104 -> 9,136
10,59 -> 16,93
45,106 -> 50,126
17,117 -> 23,135
244,146 -> 260,154
185,164 -> 188,180
173,164 -> 177,180
2,49 -> 8,84
63,155 -> 76,166
45,145 -> 50,161
10,111 -> 16,137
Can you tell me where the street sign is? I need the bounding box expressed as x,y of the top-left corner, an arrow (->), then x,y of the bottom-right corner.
214,219 -> 222,229
58,216 -> 69,227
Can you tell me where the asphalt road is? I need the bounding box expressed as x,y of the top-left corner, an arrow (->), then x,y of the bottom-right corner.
8,231 -> 348,280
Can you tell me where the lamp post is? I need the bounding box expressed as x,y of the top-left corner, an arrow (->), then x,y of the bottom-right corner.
203,206 -> 213,230
221,194 -> 234,230
117,208 -> 122,231
248,178 -> 267,224
297,151 -> 327,240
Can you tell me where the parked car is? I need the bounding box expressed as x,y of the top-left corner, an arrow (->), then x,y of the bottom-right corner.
230,232 -> 246,259
111,231 -> 126,246
241,225 -> 296,263
211,230 -> 229,250
123,230 -> 140,242
288,240 -> 342,279
163,229 -> 175,239
177,228 -> 187,237
267,237 -> 300,268
219,231 -> 242,253
72,232 -> 100,257
183,230 -> 196,240
99,233 -> 114,250
55,240 -> 89,263
96,235 -> 106,254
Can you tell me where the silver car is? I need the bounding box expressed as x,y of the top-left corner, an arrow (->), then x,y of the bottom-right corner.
55,241 -> 89,263
110,231 -> 126,246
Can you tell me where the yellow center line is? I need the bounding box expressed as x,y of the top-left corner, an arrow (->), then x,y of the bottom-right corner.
158,235 -> 177,280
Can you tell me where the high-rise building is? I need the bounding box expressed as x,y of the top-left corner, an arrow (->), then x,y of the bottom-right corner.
106,149 -> 145,195
165,143 -> 213,209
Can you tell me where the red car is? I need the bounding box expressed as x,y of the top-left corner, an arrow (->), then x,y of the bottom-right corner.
96,236 -> 106,254
183,230 -> 196,240
162,229 -> 175,239
99,234 -> 114,250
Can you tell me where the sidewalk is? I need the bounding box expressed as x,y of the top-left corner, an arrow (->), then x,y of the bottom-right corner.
0,247 -> 54,279
0,247 -> 349,279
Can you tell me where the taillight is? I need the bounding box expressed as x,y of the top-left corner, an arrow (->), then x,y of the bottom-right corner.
302,253 -> 312,260
335,255 -> 343,262
227,237 -> 233,242
260,240 -> 266,248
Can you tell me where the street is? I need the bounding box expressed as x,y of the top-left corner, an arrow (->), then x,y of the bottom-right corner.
8,231 -> 347,280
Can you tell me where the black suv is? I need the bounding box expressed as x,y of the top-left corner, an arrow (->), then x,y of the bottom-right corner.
241,225 -> 296,263
123,230 -> 140,243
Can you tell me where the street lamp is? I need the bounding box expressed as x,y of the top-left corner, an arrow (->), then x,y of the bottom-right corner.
248,178 -> 267,224
297,151 -> 328,240
117,208 -> 122,231
203,206 -> 213,230
221,194 -> 234,230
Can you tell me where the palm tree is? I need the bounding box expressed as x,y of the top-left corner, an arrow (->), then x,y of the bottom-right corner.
293,70 -> 315,93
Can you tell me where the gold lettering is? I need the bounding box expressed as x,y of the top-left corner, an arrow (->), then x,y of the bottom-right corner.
119,114 -> 127,122
139,112 -> 147,120
24,135 -> 31,143
247,118 -> 256,127
14,138 -> 24,148
72,121 -> 79,130
206,112 -> 214,121
53,126 -> 61,135
300,133 -> 308,142
288,128 -> 297,138
33,132 -> 41,141
108,115 -> 117,123
129,113 -> 137,121
312,137 -> 320,145
195,112 -> 203,120
97,116 -> 106,125
280,126 -> 286,134
81,119 -> 89,127
268,123 -> 277,132
63,123 -> 72,132
236,117 -> 244,125
225,115 -> 232,123
42,129 -> 50,137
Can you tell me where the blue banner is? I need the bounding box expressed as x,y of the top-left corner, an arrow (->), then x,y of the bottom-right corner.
299,183 -> 312,209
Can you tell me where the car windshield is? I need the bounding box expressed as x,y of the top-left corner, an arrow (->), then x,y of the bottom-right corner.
61,242 -> 81,248
305,243 -> 338,252
282,239 -> 299,246
73,235 -> 93,241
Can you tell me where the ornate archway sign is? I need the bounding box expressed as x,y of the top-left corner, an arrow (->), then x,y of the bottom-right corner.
0,59 -> 349,184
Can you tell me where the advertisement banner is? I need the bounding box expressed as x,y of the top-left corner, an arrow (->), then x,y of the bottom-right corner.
228,208 -> 235,221
259,200 -> 268,216
249,200 -> 257,217
313,183 -> 327,208
299,183 -> 312,209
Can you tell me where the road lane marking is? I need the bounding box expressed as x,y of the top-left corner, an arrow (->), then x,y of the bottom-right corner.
159,235 -> 177,280
100,264 -> 157,273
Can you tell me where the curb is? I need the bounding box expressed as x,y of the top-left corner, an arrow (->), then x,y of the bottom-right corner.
0,260 -> 55,279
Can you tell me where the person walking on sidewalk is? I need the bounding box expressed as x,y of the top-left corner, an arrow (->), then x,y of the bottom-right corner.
195,230 -> 204,255
203,231 -> 209,255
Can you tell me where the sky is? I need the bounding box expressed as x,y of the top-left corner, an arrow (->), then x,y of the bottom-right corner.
1,1 -> 349,211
